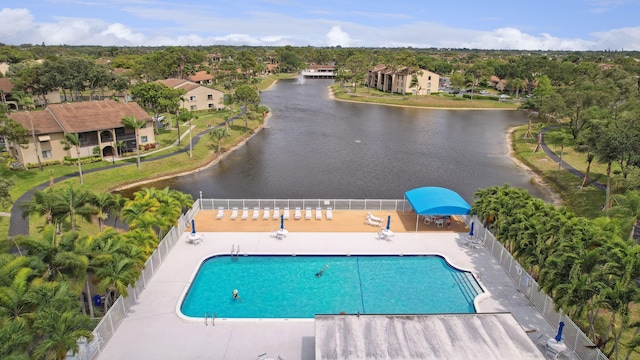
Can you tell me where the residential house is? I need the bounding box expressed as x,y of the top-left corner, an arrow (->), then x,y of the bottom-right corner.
7,100 -> 154,166
156,78 -> 225,112
366,65 -> 440,95
188,71 -> 213,85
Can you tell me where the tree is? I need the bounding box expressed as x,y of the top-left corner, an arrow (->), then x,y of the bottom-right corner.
20,188 -> 67,226
176,110 -> 197,157
0,177 -> 13,209
90,192 -> 116,232
210,127 -> 228,153
130,82 -> 185,134
120,116 -> 146,170
0,117 -> 29,147
61,133 -> 84,185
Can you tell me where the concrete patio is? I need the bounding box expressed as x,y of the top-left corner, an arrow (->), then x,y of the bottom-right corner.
96,224 -> 567,360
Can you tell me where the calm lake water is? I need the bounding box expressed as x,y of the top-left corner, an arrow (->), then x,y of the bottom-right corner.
124,79 -> 548,203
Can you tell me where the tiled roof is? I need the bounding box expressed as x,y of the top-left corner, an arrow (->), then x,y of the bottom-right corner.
9,110 -> 63,135
0,78 -> 14,93
157,78 -> 216,93
9,100 -> 150,134
188,71 -> 212,82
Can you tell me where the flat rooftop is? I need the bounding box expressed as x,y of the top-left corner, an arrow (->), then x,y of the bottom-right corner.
96,210 -> 565,360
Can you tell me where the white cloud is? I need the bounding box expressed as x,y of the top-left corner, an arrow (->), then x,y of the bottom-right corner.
100,23 -> 146,44
326,25 -> 352,47
0,8 -> 35,42
0,7 -> 639,50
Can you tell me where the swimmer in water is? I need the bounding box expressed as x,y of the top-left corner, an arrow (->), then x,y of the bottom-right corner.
315,264 -> 329,277
232,289 -> 239,300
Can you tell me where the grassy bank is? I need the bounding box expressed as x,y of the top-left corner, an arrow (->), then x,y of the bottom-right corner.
511,125 -> 608,218
331,84 -> 520,109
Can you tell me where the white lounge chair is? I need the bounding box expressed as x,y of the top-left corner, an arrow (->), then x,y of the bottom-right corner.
283,207 -> 290,220
365,218 -> 381,227
241,207 -> 249,220
326,207 -> 333,220
294,207 -> 302,220
305,207 -> 312,220
230,207 -> 238,220
367,212 -> 383,222
252,207 -> 260,220
263,207 -> 270,220
315,207 -> 322,220
216,207 -> 224,220
273,207 -> 280,220
435,218 -> 445,228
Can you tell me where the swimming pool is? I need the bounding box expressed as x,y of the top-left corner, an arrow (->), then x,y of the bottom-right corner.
180,255 -> 482,319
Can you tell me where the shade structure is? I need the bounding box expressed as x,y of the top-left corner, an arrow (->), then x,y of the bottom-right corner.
404,187 -> 471,215
469,222 -> 475,236
280,214 -> 284,229
386,215 -> 391,230
555,321 -> 565,342
191,219 -> 196,234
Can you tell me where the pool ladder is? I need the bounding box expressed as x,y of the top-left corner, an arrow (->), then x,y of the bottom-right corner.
204,312 -> 216,326
231,244 -> 240,260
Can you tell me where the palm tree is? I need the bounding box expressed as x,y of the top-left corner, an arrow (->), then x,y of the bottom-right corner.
20,188 -> 67,226
94,254 -> 139,311
120,116 -> 146,170
610,191 -> 640,240
57,186 -> 96,232
210,127 -> 228,153
61,133 -> 84,185
89,192 -> 115,232
115,140 -> 125,157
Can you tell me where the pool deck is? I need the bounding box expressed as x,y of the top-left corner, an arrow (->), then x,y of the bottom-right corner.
97,213 -> 567,360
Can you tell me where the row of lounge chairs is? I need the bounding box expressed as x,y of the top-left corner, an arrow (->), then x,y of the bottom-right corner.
215,207 -> 333,220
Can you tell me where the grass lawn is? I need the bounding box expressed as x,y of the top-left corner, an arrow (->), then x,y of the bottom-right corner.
331,84 -> 520,109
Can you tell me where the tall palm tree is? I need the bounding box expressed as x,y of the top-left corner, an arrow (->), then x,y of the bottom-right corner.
20,188 -> 67,226
121,116 -> 146,170
610,191 -> 640,240
57,186 -> 96,232
90,192 -> 115,232
61,133 -> 84,185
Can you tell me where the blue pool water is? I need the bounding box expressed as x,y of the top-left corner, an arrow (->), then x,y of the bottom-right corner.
180,255 -> 482,318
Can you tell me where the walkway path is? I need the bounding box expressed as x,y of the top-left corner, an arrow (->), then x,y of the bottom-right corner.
8,117 -> 239,237
539,126 -> 605,191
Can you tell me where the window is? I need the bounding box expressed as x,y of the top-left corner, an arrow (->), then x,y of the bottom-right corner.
427,82 -> 431,88
428,76 -> 432,80
141,136 -> 148,143
42,150 -> 52,159
207,94 -> 213,100
189,95 -> 197,101
208,103 -> 215,108
190,105 -> 197,111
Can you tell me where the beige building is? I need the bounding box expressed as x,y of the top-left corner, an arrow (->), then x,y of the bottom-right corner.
7,100 -> 154,166
157,79 -> 224,112
366,65 -> 440,95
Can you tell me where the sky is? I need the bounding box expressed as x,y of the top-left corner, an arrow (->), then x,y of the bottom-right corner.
1,0 -> 640,51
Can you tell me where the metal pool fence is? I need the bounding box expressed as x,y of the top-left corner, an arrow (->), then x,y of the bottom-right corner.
67,201 -> 605,360
461,215 -> 606,360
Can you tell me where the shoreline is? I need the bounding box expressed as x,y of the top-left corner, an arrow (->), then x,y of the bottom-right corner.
110,114 -> 270,192
327,86 -> 518,111
113,83 -> 560,207
505,127 -> 562,206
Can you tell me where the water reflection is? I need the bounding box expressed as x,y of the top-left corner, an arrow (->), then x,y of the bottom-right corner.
122,79 -> 548,203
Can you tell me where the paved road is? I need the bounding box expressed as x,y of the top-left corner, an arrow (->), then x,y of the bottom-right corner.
8,119 -> 235,237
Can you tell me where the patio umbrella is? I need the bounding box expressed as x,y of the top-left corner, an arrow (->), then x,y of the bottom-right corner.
191,219 -> 196,234
386,215 -> 391,230
280,214 -> 284,229
555,321 -> 565,342
469,222 -> 475,236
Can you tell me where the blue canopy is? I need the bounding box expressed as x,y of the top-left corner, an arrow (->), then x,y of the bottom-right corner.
405,187 -> 471,215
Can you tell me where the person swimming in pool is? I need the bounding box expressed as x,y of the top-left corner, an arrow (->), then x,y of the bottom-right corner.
315,264 -> 329,277
232,289 -> 239,300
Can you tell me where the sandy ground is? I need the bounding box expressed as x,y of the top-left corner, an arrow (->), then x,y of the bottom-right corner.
190,209 -> 469,233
